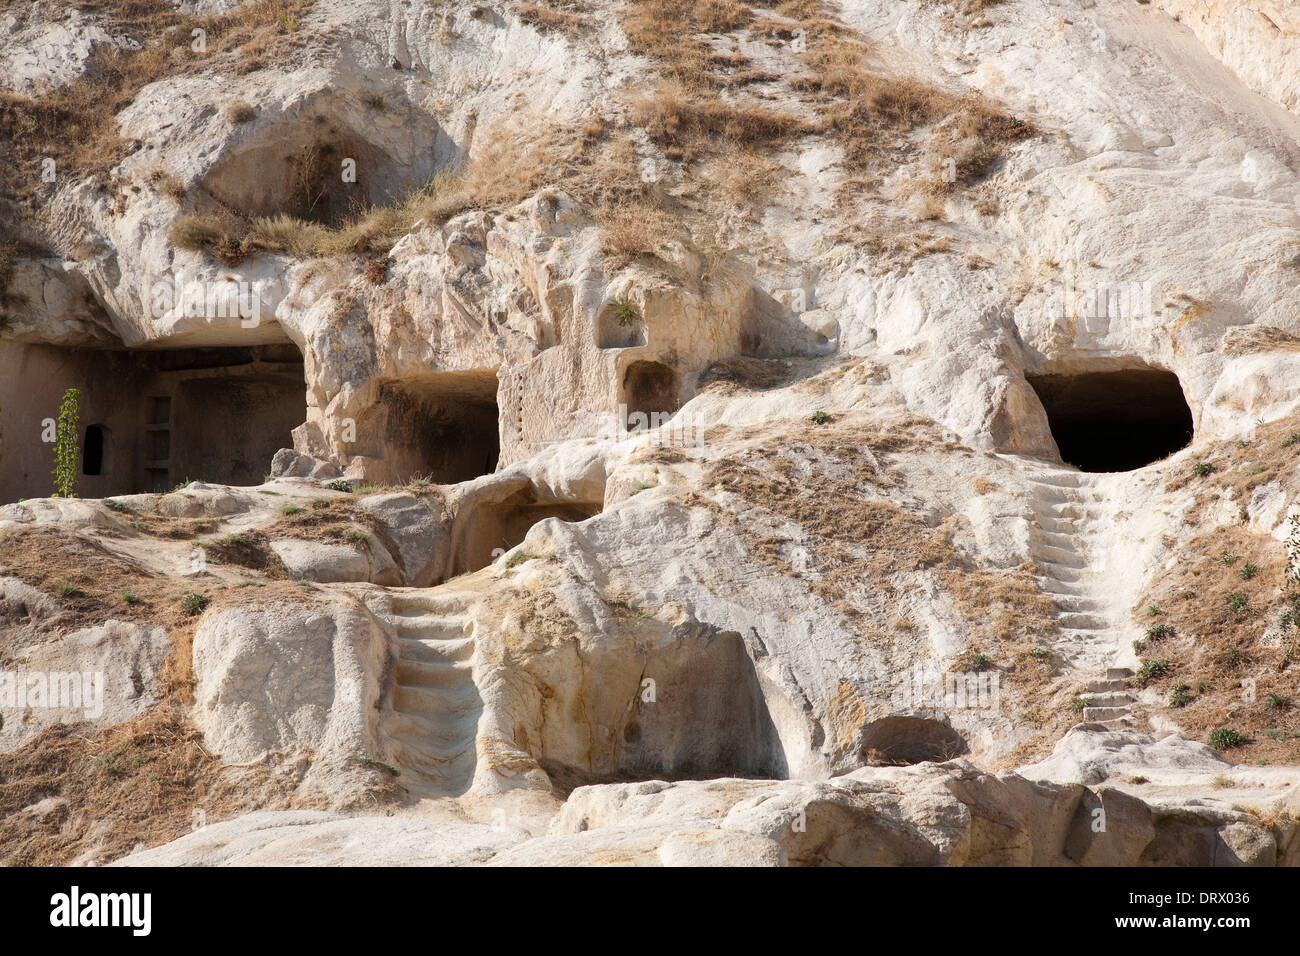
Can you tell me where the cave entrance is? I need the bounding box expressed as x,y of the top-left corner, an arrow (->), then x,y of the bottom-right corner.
449,485 -> 601,577
860,716 -> 968,765
1027,367 -> 1193,473
621,360 -> 681,428
0,343 -> 306,501
373,372 -> 500,485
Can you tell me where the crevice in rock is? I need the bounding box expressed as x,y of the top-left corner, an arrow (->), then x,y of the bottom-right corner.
535,628 -> 791,795
595,303 -> 646,349
197,117 -> 421,225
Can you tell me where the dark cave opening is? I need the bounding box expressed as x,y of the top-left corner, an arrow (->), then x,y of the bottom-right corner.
0,343 -> 306,501
373,372 -> 501,485
622,360 -> 681,427
860,716 -> 968,765
1027,368 -> 1194,473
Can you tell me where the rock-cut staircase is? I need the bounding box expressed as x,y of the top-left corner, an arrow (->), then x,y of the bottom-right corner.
1026,467 -> 1135,729
380,589 -> 483,796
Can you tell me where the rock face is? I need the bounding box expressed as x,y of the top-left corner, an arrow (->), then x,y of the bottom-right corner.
189,596 -> 389,803
0,578 -> 170,752
4,0 -> 1300,866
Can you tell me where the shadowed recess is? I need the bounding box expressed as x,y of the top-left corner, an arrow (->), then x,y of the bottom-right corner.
1027,368 -> 1193,473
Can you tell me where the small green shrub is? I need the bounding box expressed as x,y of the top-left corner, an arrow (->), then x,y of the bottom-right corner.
809,410 -> 831,425
1265,693 -> 1288,710
969,653 -> 991,670
280,504 -> 303,516
1228,593 -> 1248,613
324,479 -> 353,493
1238,562 -> 1257,581
56,582 -> 82,598
1208,727 -> 1246,751
1192,461 -> 1214,477
181,592 -> 209,616
1219,552 -> 1240,567
1170,684 -> 1191,707
103,498 -> 132,513
1283,433 -> 1299,448
613,300 -> 641,326
1219,647 -> 1249,667
505,551 -> 536,568
1134,659 -> 1173,687
1145,623 -> 1174,642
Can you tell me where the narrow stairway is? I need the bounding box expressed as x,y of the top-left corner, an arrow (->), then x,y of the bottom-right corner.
1026,467 -> 1135,729
380,589 -> 482,796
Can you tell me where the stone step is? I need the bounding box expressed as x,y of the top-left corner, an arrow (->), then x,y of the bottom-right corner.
391,738 -> 476,778
1106,667 -> 1135,680
385,710 -> 479,750
1096,716 -> 1137,731
1082,705 -> 1130,721
1081,691 -> 1132,707
1084,678 -> 1129,693
395,658 -> 477,690
1038,503 -> 1096,518
391,685 -> 481,723
1031,530 -> 1081,549
1032,546 -> 1087,568
397,635 -> 474,663
392,611 -> 468,633
1049,594 -> 1102,613
1040,580 -> 1086,596
1032,473 -> 1088,489
1058,612 -> 1109,630
388,590 -> 478,616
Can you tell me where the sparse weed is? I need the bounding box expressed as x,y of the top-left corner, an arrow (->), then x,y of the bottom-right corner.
1208,728 -> 1246,751
1134,659 -> 1173,687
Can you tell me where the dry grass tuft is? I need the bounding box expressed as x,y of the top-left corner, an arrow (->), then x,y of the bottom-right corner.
515,0 -> 593,35
630,81 -> 813,163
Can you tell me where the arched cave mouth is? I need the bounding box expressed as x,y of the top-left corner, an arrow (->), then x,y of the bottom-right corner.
860,716 -> 968,765
199,117 -> 420,226
449,487 -> 602,577
1027,368 -> 1193,473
